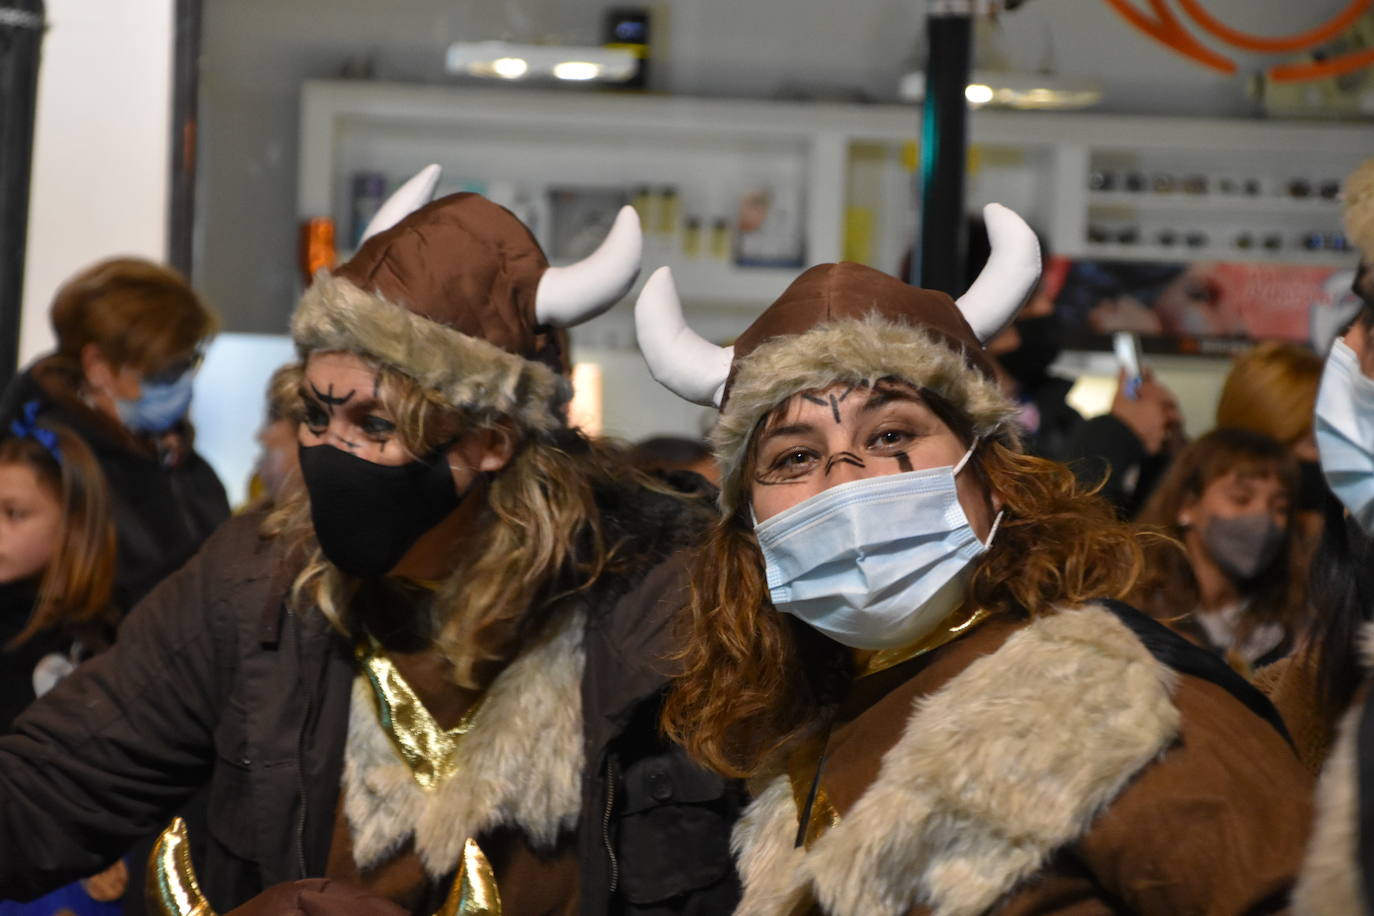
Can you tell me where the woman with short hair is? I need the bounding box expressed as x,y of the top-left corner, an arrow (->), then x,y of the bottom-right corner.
0,258 -> 226,605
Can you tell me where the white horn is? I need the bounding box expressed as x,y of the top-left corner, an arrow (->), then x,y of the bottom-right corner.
536,205 -> 643,328
956,203 -> 1042,343
358,164 -> 443,245
634,267 -> 733,407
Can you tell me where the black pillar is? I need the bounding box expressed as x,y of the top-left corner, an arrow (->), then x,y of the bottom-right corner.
913,7 -> 972,295
168,0 -> 202,276
0,0 -> 45,391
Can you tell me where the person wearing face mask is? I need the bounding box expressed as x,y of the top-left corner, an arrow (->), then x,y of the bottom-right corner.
1215,340 -> 1326,540
0,258 -> 227,608
0,177 -> 742,914
1238,155 -> 1374,914
640,204 -> 1310,915
1133,429 -> 1307,673
967,218 -> 1184,517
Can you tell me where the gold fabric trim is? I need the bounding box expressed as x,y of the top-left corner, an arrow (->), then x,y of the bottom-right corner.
856,606 -> 991,679
356,638 -> 485,790
437,838 -> 503,916
786,730 -> 841,851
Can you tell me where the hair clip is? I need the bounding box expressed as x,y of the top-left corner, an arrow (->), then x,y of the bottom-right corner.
10,401 -> 62,465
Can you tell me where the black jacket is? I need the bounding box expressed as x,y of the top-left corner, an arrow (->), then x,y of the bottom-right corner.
0,488 -> 740,913
0,360 -> 230,606
0,581 -> 67,732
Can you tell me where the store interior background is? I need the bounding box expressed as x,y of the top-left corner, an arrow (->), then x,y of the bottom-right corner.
18,0 -> 1374,502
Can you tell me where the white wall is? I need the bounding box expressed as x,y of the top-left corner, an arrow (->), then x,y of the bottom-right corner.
19,0 -> 175,366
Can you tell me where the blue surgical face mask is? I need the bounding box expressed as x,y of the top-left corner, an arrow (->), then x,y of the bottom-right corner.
753,443 -> 1001,650
1315,338 -> 1374,534
116,370 -> 196,434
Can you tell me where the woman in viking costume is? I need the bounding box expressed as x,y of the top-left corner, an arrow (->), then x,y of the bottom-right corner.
643,204 -> 1312,915
1289,157 -> 1374,915
0,168 -> 741,914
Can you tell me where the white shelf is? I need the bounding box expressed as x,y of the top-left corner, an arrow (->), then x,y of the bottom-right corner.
1087,190 -> 1343,216
1081,241 -> 1354,268
298,80 -> 1374,316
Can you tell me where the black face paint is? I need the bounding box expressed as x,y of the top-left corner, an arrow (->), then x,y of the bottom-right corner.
895,452 -> 913,473
298,443 -> 462,578
824,451 -> 865,475
310,381 -> 355,409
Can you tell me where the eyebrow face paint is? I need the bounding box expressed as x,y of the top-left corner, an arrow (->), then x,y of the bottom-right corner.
309,381 -> 355,410
304,381 -> 365,450
824,451 -> 866,475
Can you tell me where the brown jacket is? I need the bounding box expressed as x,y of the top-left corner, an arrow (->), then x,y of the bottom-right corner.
732,603 -> 1311,915
1292,625 -> 1374,914
0,483 -> 740,914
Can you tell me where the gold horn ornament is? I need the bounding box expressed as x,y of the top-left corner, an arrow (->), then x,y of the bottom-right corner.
146,817 -> 214,916
147,819 -> 501,916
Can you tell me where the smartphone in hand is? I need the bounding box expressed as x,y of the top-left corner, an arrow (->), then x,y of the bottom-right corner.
1112,331 -> 1143,399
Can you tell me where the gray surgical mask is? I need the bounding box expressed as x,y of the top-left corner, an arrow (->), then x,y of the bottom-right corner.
1201,513 -> 1285,582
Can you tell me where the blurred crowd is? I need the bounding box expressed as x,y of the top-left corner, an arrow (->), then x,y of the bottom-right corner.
1,161 -> 1373,915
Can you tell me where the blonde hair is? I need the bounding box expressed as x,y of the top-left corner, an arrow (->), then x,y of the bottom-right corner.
1214,341 -> 1321,450
660,388 -> 1151,778
265,355 -> 660,687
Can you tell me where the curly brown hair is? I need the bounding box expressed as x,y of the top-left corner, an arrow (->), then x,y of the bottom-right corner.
660,388 -> 1152,778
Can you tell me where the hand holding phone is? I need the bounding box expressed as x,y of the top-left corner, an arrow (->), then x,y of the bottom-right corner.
1112,331 -> 1143,400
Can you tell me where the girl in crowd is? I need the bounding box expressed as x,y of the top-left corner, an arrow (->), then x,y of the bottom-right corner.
0,411 -> 123,915
0,406 -> 117,730
0,258 -> 227,606
1215,341 -> 1326,526
642,205 -> 1309,914
1134,428 -> 1307,672
0,177 -> 739,914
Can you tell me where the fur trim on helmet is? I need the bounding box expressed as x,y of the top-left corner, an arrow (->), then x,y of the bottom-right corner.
711,316 -> 1019,516
292,271 -> 570,433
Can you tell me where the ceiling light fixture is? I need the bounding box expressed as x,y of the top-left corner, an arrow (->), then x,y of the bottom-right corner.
446,42 -> 637,84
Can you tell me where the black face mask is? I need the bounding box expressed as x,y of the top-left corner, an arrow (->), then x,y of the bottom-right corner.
999,314 -> 1064,390
298,443 -> 462,579
1297,460 -> 1328,513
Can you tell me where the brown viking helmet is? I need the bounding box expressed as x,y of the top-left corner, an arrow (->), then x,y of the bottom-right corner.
292,165 -> 642,434
634,203 -> 1041,514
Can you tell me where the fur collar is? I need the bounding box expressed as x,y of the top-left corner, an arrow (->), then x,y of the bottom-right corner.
732,603 -> 1181,916
342,607 -> 585,878
1292,621 -> 1374,914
